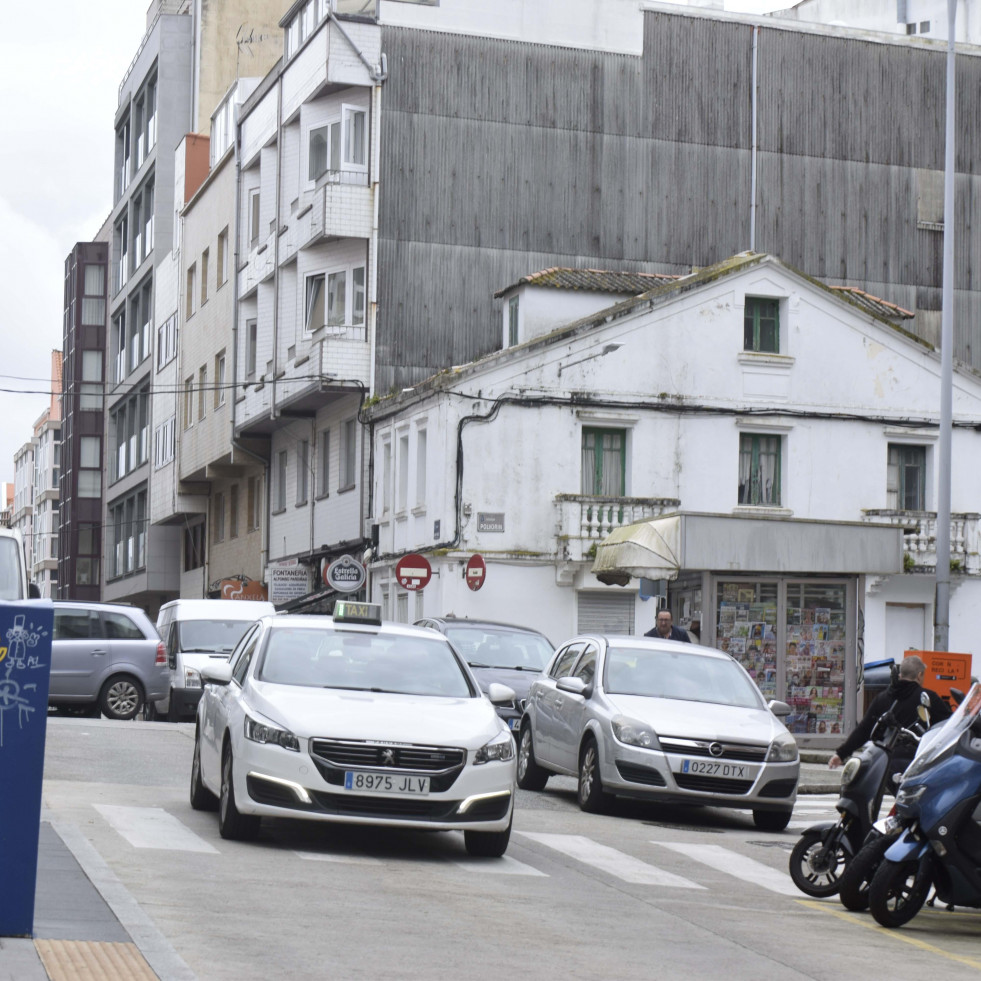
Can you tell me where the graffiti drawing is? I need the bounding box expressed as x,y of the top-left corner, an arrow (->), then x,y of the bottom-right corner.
0,613 -> 49,748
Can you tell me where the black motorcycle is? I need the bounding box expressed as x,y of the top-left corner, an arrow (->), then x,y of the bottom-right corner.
789,702 -> 922,897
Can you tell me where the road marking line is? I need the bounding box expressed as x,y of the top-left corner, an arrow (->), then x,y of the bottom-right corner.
93,805 -> 218,854
517,832 -> 703,888
653,841 -> 799,896
798,899 -> 981,969
293,850 -> 384,865
451,855 -> 547,876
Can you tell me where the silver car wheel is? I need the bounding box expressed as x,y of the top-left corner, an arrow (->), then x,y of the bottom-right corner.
580,744 -> 597,801
101,676 -> 142,720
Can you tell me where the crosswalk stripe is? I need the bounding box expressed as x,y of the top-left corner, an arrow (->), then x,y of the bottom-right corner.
451,855 -> 547,876
93,804 -> 218,854
294,850 -> 384,865
652,841 -> 799,896
517,832 -> 704,888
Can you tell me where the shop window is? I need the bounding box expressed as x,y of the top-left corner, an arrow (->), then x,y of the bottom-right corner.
887,444 -> 926,510
738,434 -> 781,506
743,297 -> 779,353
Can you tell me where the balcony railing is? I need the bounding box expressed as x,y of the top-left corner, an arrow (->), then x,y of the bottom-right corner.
555,495 -> 680,563
863,510 -> 981,574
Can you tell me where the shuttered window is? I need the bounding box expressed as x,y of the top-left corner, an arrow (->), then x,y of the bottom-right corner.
577,592 -> 635,635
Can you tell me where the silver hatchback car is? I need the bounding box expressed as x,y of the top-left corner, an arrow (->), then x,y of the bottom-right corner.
517,635 -> 800,830
50,601 -> 168,720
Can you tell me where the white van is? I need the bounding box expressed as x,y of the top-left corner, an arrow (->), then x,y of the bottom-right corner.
0,527 -> 40,599
151,599 -> 275,721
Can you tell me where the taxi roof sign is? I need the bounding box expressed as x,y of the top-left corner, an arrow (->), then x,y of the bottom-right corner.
332,601 -> 382,626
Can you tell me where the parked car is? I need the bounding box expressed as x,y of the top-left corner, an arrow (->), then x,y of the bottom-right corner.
151,598 -> 276,721
414,616 -> 555,731
516,634 -> 800,829
191,601 -> 517,856
49,601 -> 168,720
0,527 -> 40,599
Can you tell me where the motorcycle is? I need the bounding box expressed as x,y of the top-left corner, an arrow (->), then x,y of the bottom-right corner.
868,682 -> 981,928
789,692 -> 925,898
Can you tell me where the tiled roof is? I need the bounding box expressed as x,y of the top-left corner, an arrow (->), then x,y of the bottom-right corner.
494,267 -> 680,298
829,286 -> 914,321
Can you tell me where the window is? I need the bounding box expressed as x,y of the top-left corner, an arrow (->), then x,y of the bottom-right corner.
217,227 -> 228,287
318,429 -> 330,497
327,271 -> 346,326
201,248 -> 209,306
184,522 -> 205,572
82,263 -> 105,325
79,436 -> 101,498
154,416 -> 175,468
397,432 -> 409,512
248,189 -> 260,248
109,387 -> 149,481
112,310 -> 126,384
340,419 -> 357,489
343,106 -> 367,168
81,350 -> 102,410
352,266 -> 365,325
198,366 -> 207,419
275,450 -> 287,512
305,274 -> 325,332
113,215 -> 128,293
184,377 -> 193,429
381,438 -> 391,513
309,125 -> 331,182
416,428 -> 427,505
108,489 -> 147,578
581,428 -> 625,496
186,263 -> 196,318
213,492 -> 225,543
116,116 -> 131,198
248,475 -> 262,530
246,319 -> 258,377
215,351 -> 226,408
738,433 -> 782,506
744,297 -> 779,353
296,440 -> 309,505
230,484 -> 240,539
508,296 -> 519,346
157,312 -> 177,368
887,444 -> 926,510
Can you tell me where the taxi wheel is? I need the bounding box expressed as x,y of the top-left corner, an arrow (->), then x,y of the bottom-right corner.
464,814 -> 512,858
190,731 -> 218,812
218,745 -> 260,840
516,725 -> 549,791
578,738 -> 613,814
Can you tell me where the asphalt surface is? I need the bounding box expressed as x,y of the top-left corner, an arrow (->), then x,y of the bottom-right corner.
2,758 -> 840,980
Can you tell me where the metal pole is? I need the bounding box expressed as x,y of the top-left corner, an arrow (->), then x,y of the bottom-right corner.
935,0 -> 956,651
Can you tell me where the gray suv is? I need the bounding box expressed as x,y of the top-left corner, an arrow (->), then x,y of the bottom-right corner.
50,601 -> 169,720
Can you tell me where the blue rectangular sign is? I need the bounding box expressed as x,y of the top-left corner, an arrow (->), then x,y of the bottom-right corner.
0,601 -> 53,937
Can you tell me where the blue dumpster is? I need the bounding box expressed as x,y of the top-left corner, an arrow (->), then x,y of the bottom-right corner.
0,600 -> 53,937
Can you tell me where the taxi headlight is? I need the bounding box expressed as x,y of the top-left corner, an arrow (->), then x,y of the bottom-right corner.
244,713 -> 300,752
474,731 -> 515,765
611,716 -> 660,750
840,756 -> 862,787
184,667 -> 202,689
766,732 -> 798,763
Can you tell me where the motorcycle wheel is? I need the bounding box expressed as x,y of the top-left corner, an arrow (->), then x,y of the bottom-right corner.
838,833 -> 897,911
788,829 -> 848,897
868,857 -> 931,928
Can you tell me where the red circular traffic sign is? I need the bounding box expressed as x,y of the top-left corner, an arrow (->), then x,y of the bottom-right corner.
394,553 -> 432,591
465,554 -> 486,591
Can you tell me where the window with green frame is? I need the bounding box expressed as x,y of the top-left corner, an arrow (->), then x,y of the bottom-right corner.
738,433 -> 781,505
508,296 -> 519,346
581,428 -> 626,496
887,444 -> 926,510
744,297 -> 779,353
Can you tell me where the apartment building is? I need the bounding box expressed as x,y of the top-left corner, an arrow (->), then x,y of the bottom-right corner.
12,443 -> 34,567
29,352 -> 63,599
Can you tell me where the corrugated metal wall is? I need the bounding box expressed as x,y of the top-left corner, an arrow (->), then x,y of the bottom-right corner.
376,11 -> 981,387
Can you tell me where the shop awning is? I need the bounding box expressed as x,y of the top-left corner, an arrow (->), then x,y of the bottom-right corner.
591,512 -> 905,586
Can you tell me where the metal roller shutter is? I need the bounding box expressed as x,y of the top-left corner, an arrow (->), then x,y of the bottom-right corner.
576,591 -> 635,635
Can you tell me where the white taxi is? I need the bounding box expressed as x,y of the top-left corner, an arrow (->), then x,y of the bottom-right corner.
191,602 -> 517,856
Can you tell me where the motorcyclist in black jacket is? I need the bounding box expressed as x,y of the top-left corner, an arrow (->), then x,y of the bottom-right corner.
828,654 -> 951,786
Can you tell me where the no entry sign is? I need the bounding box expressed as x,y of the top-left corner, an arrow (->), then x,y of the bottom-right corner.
395,553 -> 432,591
465,554 -> 486,591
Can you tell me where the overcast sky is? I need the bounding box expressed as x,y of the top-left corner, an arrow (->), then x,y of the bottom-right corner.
0,0 -> 788,489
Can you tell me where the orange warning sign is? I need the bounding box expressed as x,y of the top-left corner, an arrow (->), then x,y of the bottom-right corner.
906,649 -> 973,709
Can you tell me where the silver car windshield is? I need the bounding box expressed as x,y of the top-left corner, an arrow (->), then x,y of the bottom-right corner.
604,647 -> 764,709
257,627 -> 474,697
443,626 -> 553,670
179,619 -> 257,653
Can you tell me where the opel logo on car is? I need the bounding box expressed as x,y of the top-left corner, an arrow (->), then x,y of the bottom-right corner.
381,748 -> 396,766
709,742 -> 723,757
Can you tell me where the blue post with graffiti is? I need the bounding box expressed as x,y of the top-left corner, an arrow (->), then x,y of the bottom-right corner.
0,601 -> 53,937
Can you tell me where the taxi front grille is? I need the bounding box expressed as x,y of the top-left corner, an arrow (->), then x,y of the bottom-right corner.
659,737 -> 767,763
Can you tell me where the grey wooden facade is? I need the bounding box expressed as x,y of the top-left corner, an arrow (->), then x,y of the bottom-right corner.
375,10 -> 981,388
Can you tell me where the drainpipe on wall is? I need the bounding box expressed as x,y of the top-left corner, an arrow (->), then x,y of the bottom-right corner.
270,78 -> 283,425
750,24 -> 759,253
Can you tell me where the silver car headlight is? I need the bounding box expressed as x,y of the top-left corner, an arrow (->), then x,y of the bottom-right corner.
766,731 -> 798,763
184,667 -> 202,689
474,730 -> 516,765
611,716 -> 661,750
244,713 -> 300,752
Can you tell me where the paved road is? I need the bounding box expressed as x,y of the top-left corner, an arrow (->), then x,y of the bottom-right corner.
13,718 -> 981,980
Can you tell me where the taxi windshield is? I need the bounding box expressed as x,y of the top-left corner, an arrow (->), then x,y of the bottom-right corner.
443,626 -> 553,670
257,626 -> 475,697
604,647 -> 764,709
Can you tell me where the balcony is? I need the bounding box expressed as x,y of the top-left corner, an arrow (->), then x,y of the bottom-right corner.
239,228 -> 276,299
862,510 -> 981,574
302,175 -> 373,248
555,495 -> 681,564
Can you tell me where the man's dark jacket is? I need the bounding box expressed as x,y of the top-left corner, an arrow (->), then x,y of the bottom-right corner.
643,625 -> 691,642
836,678 -> 951,760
